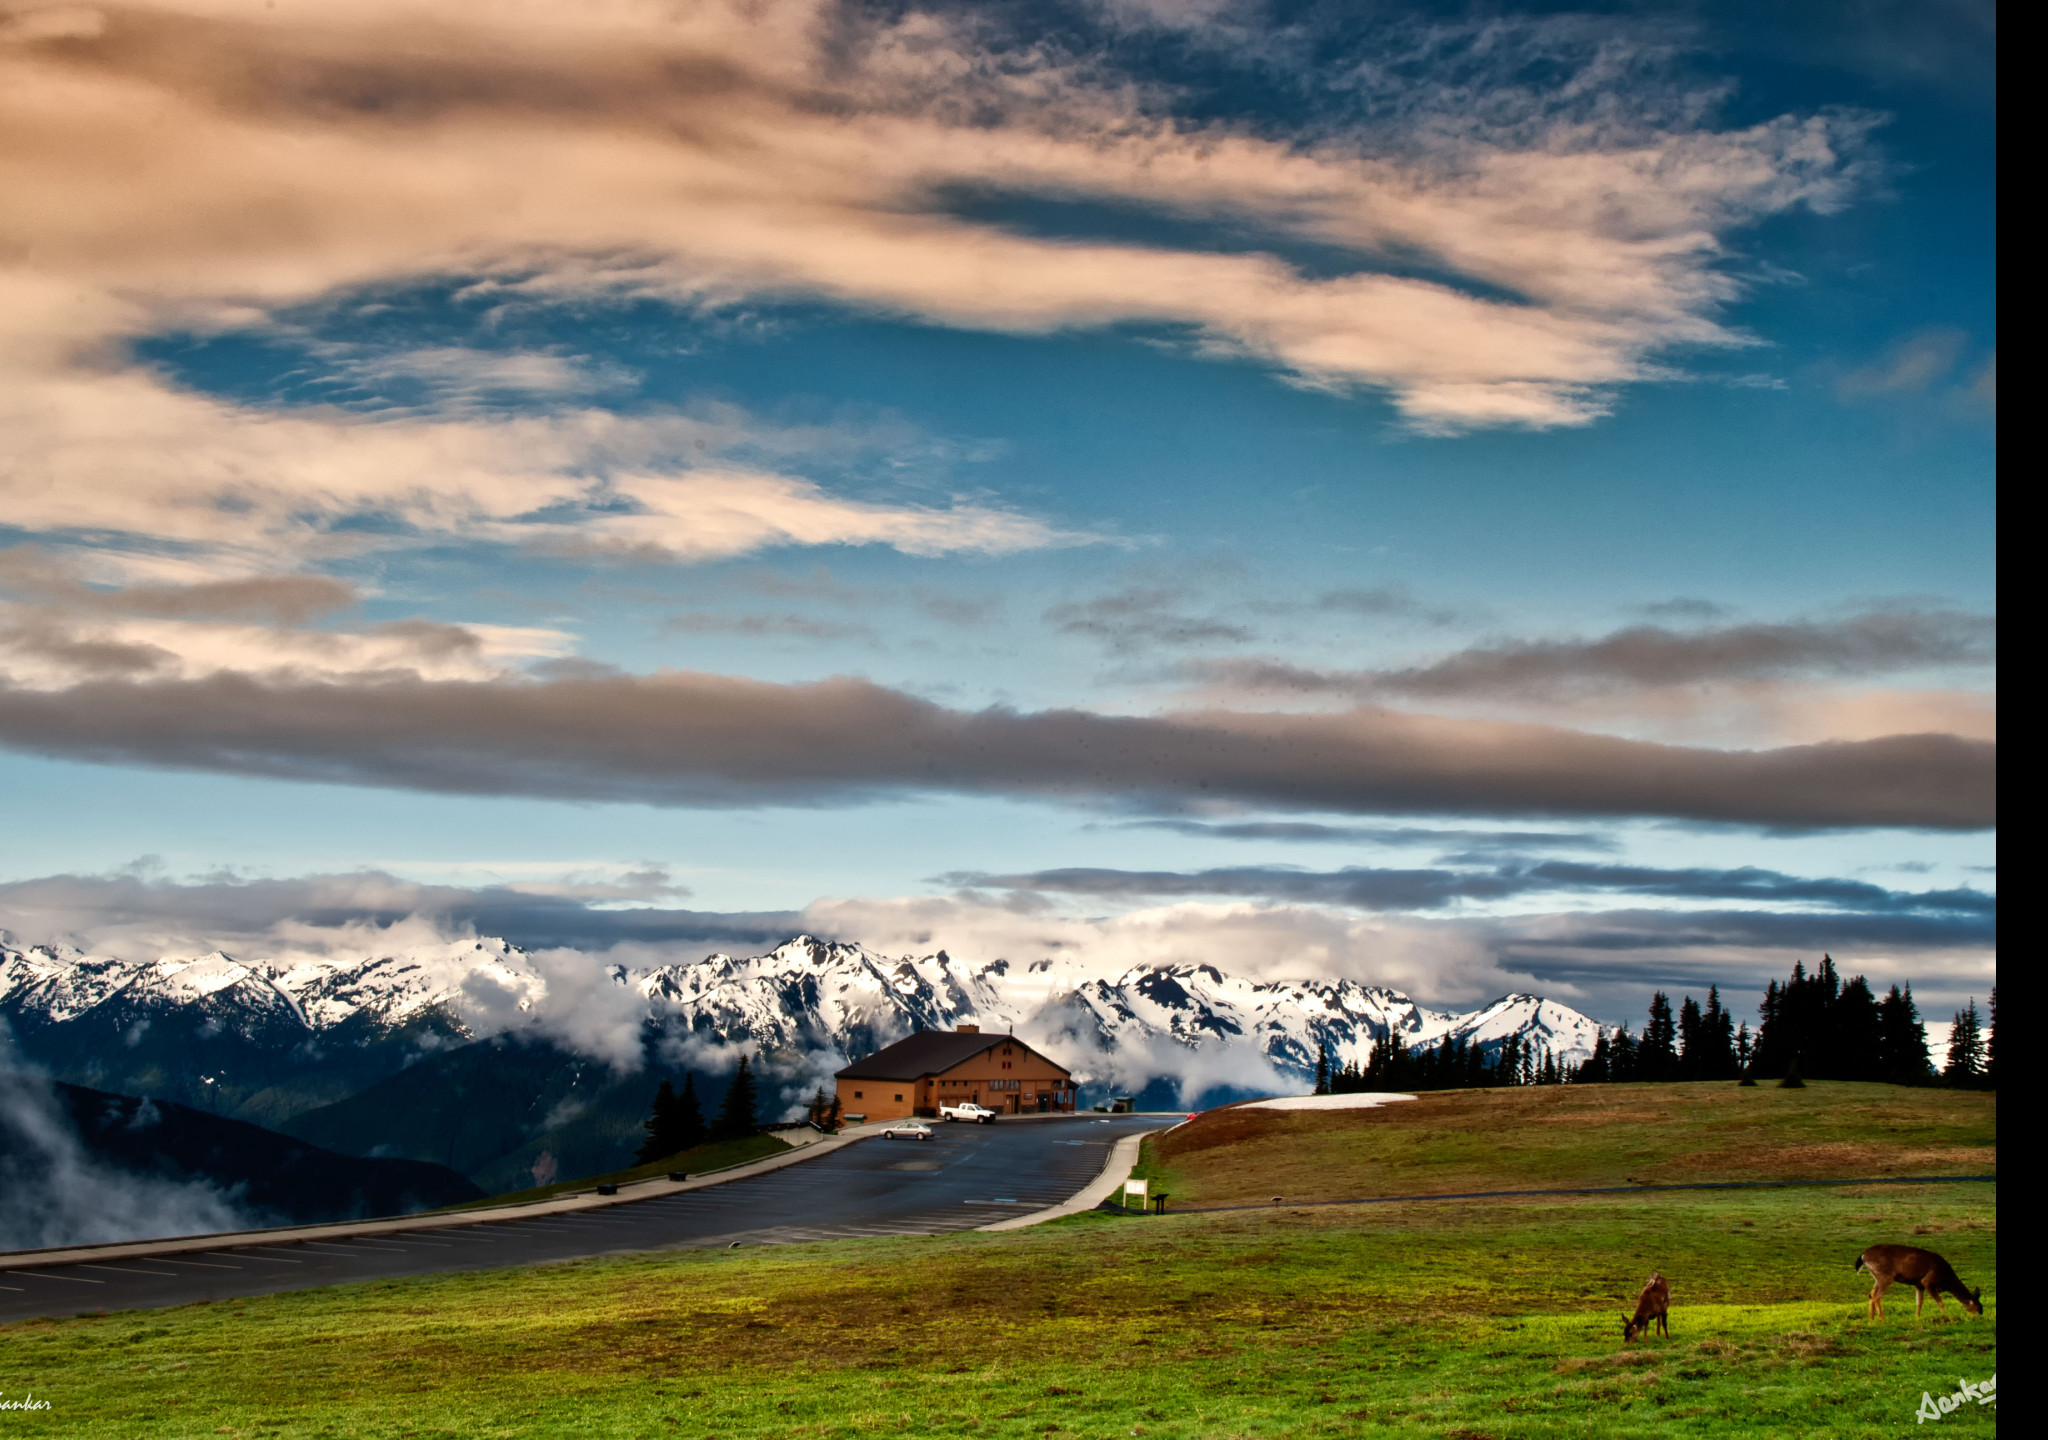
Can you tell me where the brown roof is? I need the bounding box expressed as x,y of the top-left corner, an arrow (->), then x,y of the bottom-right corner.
835,1030 -> 1070,1081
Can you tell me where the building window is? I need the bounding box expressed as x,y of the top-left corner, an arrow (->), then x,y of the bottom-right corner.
854,1091 -> 863,1098
894,1094 -> 903,1102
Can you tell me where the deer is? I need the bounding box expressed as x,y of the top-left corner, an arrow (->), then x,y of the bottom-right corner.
1855,1245 -> 1984,1320
1622,1271 -> 1670,1343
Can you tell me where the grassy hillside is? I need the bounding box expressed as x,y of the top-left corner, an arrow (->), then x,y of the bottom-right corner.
6,1082 -> 1995,1438
1134,1081 -> 1996,1207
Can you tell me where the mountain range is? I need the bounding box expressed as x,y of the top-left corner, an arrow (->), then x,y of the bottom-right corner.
2,934 -> 1606,1190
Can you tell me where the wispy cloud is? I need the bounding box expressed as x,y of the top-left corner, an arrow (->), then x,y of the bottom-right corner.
660,610 -> 877,643
0,0 -> 1876,501
1117,819 -> 1616,852
1047,586 -> 1255,655
1187,607 -> 1995,705
940,858 -> 1994,934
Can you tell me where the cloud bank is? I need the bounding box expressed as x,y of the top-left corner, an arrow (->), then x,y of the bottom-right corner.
0,668 -> 1994,828
0,865 -> 1995,1030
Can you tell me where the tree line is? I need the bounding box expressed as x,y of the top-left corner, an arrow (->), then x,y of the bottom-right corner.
633,1055 -> 764,1163
1312,956 -> 1995,1094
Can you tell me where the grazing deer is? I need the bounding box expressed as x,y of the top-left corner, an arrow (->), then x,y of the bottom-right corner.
1622,1272 -> 1670,1343
1856,1245 -> 1984,1319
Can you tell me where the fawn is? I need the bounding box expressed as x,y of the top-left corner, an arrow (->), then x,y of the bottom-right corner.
1856,1244 -> 1983,1319
1622,1271 -> 1670,1342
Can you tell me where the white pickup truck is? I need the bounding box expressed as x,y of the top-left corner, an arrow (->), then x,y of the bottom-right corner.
938,1101 -> 998,1123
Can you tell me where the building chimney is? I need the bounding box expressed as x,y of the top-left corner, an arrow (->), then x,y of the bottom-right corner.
956,1024 -> 980,1033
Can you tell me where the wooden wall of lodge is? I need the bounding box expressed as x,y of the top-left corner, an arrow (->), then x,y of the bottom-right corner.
836,1041 -> 1077,1121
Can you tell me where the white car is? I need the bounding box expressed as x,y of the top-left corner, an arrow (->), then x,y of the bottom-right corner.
879,1121 -> 934,1140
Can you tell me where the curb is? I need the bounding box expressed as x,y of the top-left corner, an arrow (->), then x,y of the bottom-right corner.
977,1126 -> 1166,1232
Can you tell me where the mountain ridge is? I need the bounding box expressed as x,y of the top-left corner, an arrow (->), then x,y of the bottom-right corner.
3,932 -> 1606,1108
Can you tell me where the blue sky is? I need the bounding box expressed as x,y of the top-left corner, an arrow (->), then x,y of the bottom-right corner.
0,0 -> 1993,1026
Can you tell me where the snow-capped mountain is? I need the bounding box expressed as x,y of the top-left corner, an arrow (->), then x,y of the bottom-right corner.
2,934 -> 1605,1103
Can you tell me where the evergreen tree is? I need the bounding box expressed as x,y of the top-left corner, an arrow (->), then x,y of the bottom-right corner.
673,1073 -> 707,1150
1831,976 -> 1883,1081
1875,984 -> 1932,1086
1733,1021 -> 1752,1075
1778,1058 -> 1805,1089
1701,988 -> 1737,1080
635,1079 -> 680,1163
1579,1030 -> 1612,1084
1985,986 -> 1998,1088
1818,962 -> 1851,1073
1676,995 -> 1703,1080
1640,993 -> 1678,1081
1610,1025 -> 1639,1082
711,1055 -> 760,1141
1944,999 -> 1986,1085
1753,979 -> 1785,1077
1314,1039 -> 1331,1095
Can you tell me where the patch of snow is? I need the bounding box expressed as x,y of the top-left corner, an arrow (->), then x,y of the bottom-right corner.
1241,1093 -> 1418,1111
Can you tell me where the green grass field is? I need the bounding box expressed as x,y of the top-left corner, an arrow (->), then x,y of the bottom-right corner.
1130,1081 -> 1996,1208
3,1083 -> 1995,1439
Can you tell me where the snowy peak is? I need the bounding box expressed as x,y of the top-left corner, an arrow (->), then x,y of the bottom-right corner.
2,935 -> 1607,1089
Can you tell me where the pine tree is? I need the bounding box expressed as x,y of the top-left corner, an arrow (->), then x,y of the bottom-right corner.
1610,1025 -> 1639,1083
1733,1020 -> 1752,1075
1579,1030 -> 1612,1084
1640,993 -> 1678,1081
1701,987 -> 1736,1080
674,1073 -> 707,1149
1676,995 -> 1703,1080
711,1055 -> 760,1141
1753,979 -> 1784,1077
1314,1039 -> 1331,1096
1831,975 -> 1883,1081
1985,986 -> 1998,1088
1944,999 -> 1986,1085
1875,984 -> 1932,1086
635,1079 -> 680,1163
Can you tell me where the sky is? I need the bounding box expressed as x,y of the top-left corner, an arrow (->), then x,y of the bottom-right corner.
0,0 -> 1994,1032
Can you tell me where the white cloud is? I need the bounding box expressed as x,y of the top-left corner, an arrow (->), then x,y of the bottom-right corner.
0,0 -> 1876,578
0,601 -> 574,688
798,893 -> 1532,1008
0,300 -> 1077,574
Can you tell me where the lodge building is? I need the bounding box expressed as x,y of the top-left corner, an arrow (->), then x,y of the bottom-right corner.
834,1026 -> 1076,1121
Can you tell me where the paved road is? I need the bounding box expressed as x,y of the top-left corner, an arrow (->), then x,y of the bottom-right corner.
0,1116 -> 1159,1323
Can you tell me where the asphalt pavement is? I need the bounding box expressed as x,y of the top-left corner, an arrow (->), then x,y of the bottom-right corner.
0,1115 -> 1161,1323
